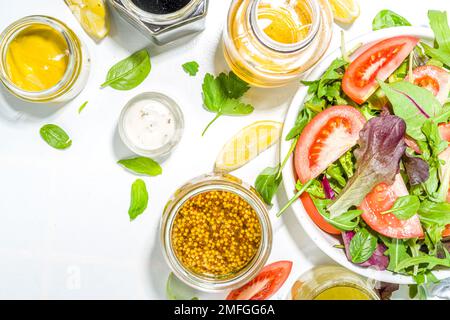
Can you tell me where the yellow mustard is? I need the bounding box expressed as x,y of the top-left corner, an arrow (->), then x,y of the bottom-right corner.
5,24 -> 69,92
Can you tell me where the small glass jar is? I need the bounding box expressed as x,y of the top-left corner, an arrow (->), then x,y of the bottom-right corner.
290,266 -> 380,300
110,0 -> 208,45
118,92 -> 184,158
0,15 -> 90,103
223,0 -> 333,87
160,173 -> 272,291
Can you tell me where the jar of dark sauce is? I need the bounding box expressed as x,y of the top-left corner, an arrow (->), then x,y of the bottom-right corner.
110,0 -> 208,45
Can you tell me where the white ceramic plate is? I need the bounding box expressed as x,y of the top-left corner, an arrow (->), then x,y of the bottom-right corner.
281,26 -> 450,285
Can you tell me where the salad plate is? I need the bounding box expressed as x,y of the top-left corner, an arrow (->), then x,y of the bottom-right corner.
281,26 -> 450,285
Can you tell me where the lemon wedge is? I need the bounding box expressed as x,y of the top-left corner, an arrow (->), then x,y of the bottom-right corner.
328,0 -> 360,25
215,121 -> 283,173
65,0 -> 110,41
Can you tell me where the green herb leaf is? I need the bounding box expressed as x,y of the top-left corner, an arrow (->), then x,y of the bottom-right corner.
182,61 -> 199,76
418,200 -> 450,226
381,195 -> 420,220
78,101 -> 88,114
285,108 -> 314,140
349,229 -> 378,264
128,179 -> 148,221
372,10 -> 411,31
166,272 -> 199,300
101,49 -> 151,90
255,166 -> 282,205
311,197 -> 362,231
201,72 -> 253,135
394,255 -> 450,273
424,10 -> 450,67
118,157 -> 162,176
385,238 -> 410,272
40,124 -> 72,150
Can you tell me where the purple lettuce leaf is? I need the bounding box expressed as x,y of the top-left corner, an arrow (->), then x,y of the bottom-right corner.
402,153 -> 430,185
342,231 -> 389,271
328,114 -> 407,218
375,282 -> 400,300
321,176 -> 335,199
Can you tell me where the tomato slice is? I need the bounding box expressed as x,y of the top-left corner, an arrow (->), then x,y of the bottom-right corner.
300,193 -> 340,235
294,105 -> 366,183
359,175 -> 424,239
407,65 -> 450,104
343,36 -> 419,104
226,261 -> 292,300
439,123 -> 450,143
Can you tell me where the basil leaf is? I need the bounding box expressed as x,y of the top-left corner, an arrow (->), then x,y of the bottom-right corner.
78,101 -> 88,114
372,10 -> 411,31
166,273 -> 198,300
182,61 -> 199,76
382,195 -> 420,220
418,200 -> 450,226
255,166 -> 282,205
101,49 -> 151,90
128,179 -> 148,221
349,229 -> 377,264
40,124 -> 72,150
118,157 -> 162,176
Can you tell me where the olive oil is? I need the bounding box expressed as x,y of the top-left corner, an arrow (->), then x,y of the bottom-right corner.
131,0 -> 191,14
314,286 -> 372,300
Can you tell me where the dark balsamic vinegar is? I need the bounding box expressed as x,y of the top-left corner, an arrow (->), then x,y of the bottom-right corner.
131,0 -> 192,15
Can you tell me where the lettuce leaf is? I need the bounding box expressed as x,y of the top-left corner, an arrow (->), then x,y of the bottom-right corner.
327,114 -> 407,217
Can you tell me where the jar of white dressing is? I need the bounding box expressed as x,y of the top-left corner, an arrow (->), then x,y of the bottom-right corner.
119,92 -> 184,158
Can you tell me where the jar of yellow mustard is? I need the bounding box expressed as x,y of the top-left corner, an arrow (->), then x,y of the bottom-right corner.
0,16 -> 90,103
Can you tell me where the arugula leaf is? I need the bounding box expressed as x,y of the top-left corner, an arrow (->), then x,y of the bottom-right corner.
317,58 -> 348,98
78,101 -> 88,114
128,179 -> 148,221
311,197 -> 361,231
327,114 -> 407,218
381,195 -> 420,220
285,108 -> 314,140
349,229 -> 378,264
255,165 -> 282,205
40,124 -> 72,150
395,255 -> 450,272
372,10 -> 411,31
424,11 -> 450,67
201,72 -> 253,135
118,157 -> 162,176
182,61 -> 199,76
384,238 -> 411,272
101,49 -> 151,90
166,273 -> 198,300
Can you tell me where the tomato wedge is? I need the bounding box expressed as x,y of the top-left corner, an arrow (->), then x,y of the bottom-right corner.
439,123 -> 450,143
359,175 -> 424,239
407,65 -> 450,104
294,105 -> 366,183
226,261 -> 292,300
343,36 -> 419,104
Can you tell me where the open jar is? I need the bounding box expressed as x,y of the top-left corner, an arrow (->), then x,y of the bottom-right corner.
160,173 -> 272,291
110,0 -> 209,45
223,0 -> 333,87
0,15 -> 90,103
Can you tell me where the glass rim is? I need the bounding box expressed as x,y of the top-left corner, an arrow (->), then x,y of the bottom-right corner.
160,173 -> 272,292
249,0 -> 321,53
120,0 -> 202,25
0,15 -> 80,100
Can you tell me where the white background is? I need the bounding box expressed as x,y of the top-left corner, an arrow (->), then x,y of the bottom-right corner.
0,0 -> 448,299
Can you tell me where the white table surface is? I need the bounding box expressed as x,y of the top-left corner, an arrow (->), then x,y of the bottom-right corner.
0,0 -> 448,300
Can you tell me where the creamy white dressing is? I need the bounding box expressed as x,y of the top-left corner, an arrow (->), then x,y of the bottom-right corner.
123,98 -> 176,151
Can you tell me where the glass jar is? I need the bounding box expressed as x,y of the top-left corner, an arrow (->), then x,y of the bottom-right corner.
223,0 -> 333,87
110,0 -> 208,45
290,266 -> 380,300
160,173 -> 272,291
0,15 -> 90,103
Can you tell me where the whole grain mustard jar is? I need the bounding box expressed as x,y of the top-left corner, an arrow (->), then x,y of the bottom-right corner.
223,0 -> 333,87
0,16 -> 90,103
110,0 -> 209,45
160,173 -> 272,291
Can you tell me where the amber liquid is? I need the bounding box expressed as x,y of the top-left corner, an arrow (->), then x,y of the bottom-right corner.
224,0 -> 318,87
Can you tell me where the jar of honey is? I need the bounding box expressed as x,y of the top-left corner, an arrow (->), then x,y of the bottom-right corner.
223,0 -> 333,87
